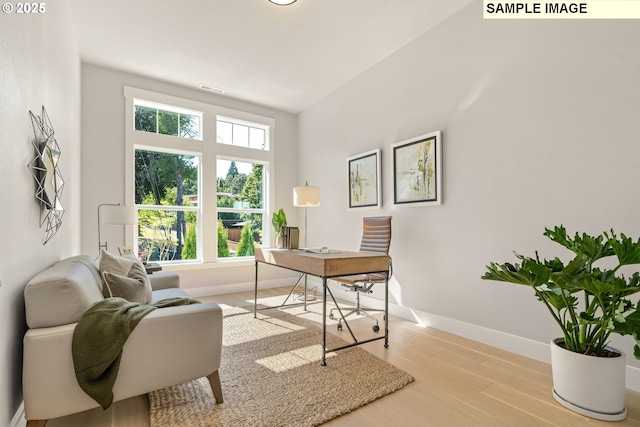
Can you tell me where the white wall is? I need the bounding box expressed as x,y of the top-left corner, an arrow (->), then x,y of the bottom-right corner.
0,2 -> 81,425
81,64 -> 300,291
298,2 -> 640,373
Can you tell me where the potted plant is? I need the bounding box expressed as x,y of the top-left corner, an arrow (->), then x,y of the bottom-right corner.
272,208 -> 287,249
482,225 -> 640,421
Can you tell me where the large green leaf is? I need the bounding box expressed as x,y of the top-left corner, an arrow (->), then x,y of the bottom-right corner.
482,262 -> 534,286
520,258 -> 551,287
579,275 -> 618,299
608,231 -> 640,266
615,306 -> 640,336
549,254 -> 590,292
540,290 -> 576,311
544,225 -> 613,263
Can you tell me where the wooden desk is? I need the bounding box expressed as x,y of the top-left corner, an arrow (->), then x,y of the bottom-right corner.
254,248 -> 390,365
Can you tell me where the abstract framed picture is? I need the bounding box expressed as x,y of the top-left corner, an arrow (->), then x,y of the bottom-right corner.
347,148 -> 381,209
392,131 -> 442,206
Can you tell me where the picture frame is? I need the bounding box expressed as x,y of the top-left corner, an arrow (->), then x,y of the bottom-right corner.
392,131 -> 442,206
347,148 -> 381,209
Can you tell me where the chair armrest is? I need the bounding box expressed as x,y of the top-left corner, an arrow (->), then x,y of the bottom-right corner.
117,302 -> 223,394
148,272 -> 180,290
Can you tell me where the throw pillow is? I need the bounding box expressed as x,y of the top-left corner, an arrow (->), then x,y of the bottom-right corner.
98,249 -> 152,304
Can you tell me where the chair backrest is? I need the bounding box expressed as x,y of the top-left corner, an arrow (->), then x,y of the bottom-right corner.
359,216 -> 392,254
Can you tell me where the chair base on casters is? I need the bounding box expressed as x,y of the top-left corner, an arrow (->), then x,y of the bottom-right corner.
329,285 -> 384,333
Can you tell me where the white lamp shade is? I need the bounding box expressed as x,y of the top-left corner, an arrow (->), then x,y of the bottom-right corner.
101,205 -> 136,224
293,185 -> 320,207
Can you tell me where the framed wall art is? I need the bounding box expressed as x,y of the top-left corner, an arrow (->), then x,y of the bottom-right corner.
392,131 -> 442,206
347,148 -> 381,209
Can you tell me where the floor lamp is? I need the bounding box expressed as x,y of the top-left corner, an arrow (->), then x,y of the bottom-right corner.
97,203 -> 136,255
293,181 -> 320,248
292,181 -> 320,303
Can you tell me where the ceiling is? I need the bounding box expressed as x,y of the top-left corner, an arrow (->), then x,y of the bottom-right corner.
68,0 -> 473,114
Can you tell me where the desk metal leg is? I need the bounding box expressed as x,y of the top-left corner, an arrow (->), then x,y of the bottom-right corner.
321,276 -> 327,366
384,272 -> 389,348
279,273 -> 312,311
254,261 -> 258,318
326,284 -> 357,343
304,274 -> 308,311
280,273 -> 304,306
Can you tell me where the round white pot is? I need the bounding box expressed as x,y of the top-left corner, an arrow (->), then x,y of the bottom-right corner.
550,338 -> 626,421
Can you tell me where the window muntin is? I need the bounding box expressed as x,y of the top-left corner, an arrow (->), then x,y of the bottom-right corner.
134,100 -> 202,140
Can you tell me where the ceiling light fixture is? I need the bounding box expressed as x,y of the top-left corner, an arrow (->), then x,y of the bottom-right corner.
269,0 -> 297,5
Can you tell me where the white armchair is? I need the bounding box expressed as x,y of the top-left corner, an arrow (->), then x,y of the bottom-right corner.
23,255 -> 223,427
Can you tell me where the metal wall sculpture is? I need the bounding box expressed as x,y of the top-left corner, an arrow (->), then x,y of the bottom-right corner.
28,106 -> 64,244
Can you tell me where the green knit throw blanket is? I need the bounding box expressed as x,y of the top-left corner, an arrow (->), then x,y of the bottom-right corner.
72,297 -> 200,409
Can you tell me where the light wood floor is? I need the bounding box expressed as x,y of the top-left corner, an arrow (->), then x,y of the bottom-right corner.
48,287 -> 640,427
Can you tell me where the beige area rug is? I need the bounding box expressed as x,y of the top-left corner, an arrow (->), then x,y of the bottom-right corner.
149,306 -> 414,427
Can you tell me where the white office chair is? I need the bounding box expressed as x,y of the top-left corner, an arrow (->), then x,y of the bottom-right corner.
329,216 -> 392,332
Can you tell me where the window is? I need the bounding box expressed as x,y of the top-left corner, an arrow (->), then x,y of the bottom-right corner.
125,89 -> 274,265
217,118 -> 268,150
217,159 -> 264,257
134,101 -> 201,140
135,149 -> 199,262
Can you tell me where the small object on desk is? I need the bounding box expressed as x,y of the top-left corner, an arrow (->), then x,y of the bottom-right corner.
305,247 -> 341,254
282,226 -> 299,250
144,262 -> 162,274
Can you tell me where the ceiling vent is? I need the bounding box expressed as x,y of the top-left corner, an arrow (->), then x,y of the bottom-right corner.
199,84 -> 226,94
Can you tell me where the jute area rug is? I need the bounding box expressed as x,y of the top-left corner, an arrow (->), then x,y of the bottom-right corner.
149,306 -> 414,427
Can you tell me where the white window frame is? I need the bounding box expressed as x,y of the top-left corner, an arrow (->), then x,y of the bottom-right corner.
124,87 -> 275,265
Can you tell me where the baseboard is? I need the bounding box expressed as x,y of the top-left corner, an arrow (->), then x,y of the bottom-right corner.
9,402 -> 26,427
626,365 -> 640,393
184,278 -> 288,298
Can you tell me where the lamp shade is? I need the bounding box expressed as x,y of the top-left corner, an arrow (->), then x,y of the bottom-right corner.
293,184 -> 320,207
101,205 -> 136,224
